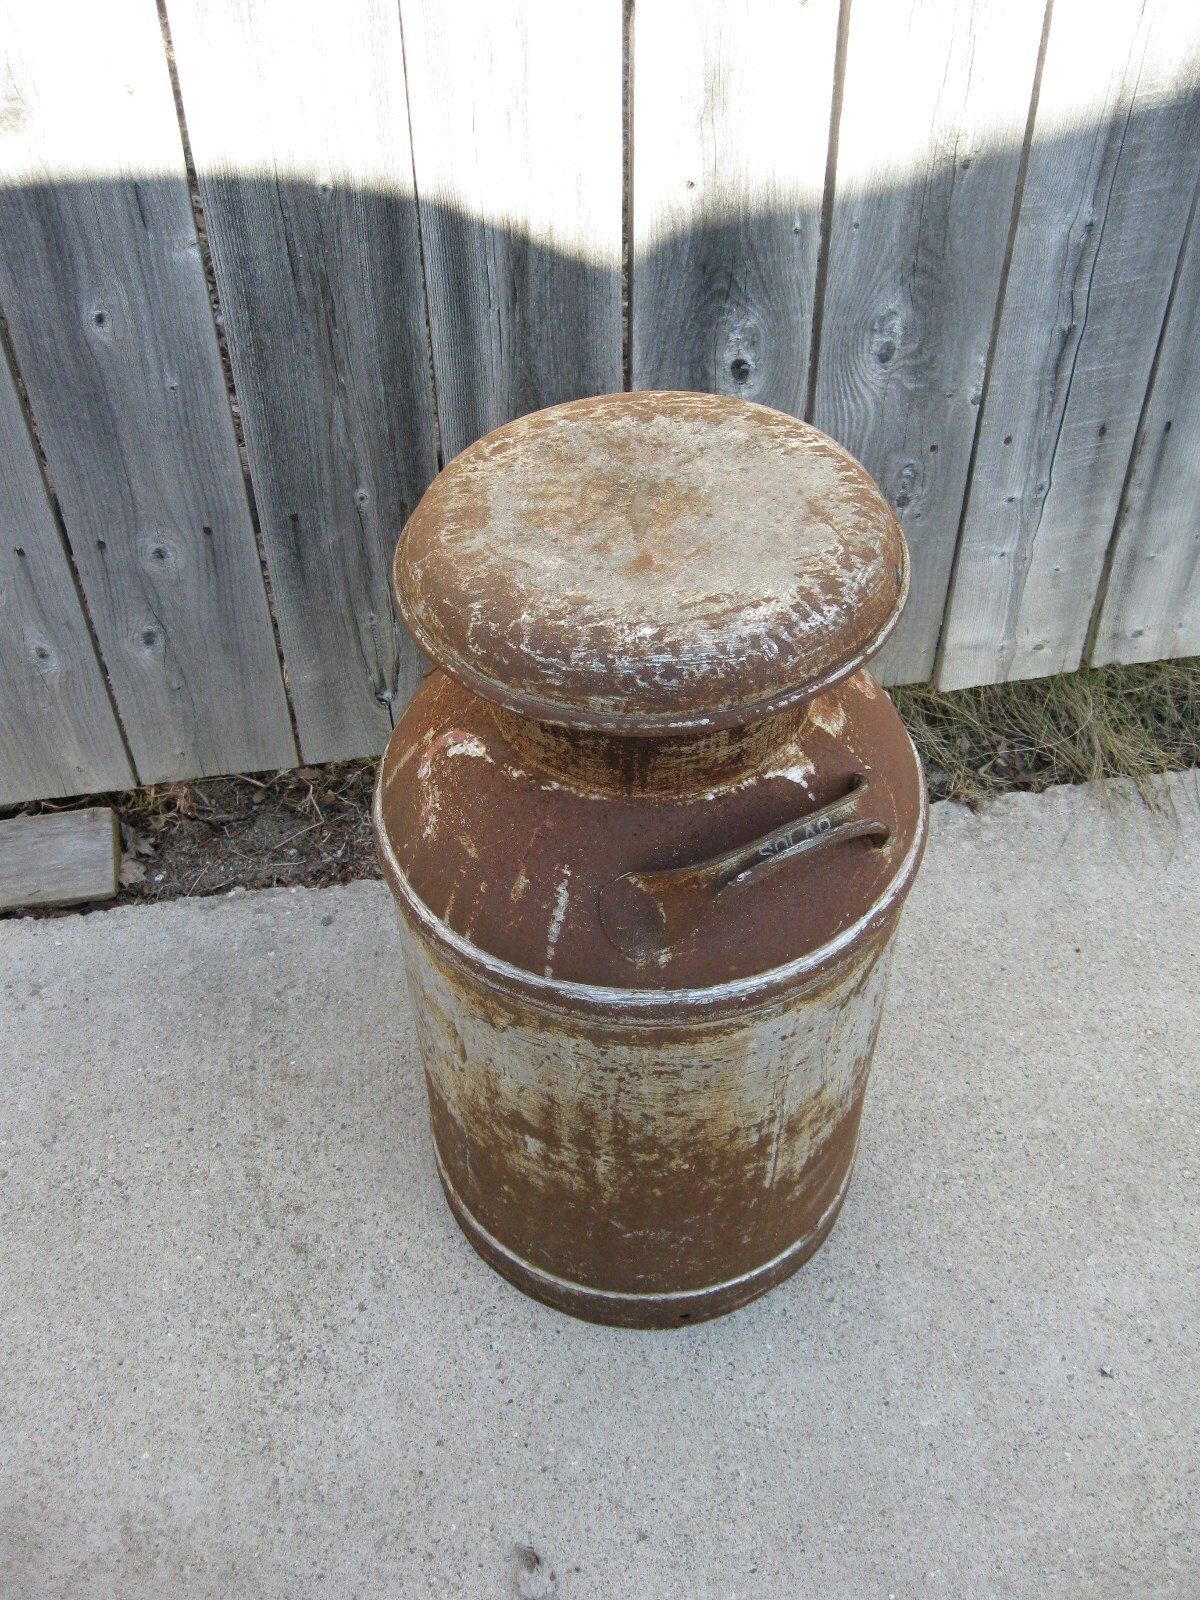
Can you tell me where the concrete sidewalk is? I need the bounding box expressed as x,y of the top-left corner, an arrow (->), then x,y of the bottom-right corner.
1,777 -> 1197,1599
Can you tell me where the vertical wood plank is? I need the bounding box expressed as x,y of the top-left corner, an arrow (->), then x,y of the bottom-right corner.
630,0 -> 841,413
0,347 -> 134,804
937,0 -> 1200,690
0,0 -> 296,782
812,0 -> 1046,686
400,0 -> 623,461
1090,182 -> 1200,667
166,0 -> 441,762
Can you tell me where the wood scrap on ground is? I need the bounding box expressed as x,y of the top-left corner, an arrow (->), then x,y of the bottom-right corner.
0,807 -> 119,911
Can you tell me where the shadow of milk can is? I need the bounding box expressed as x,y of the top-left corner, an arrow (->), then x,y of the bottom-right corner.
374,392 -> 926,1327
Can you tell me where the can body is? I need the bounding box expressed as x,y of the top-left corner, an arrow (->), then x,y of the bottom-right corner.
375,667 -> 926,1327
397,910 -> 896,1327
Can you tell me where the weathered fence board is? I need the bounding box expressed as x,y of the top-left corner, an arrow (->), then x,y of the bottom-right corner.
0,0 -> 296,783
166,0 -> 440,763
400,0 -> 623,460
937,0 -> 1200,690
1090,183 -> 1200,667
0,0 -> 1197,809
0,348 -> 134,804
812,0 -> 1047,686
630,0 -> 841,413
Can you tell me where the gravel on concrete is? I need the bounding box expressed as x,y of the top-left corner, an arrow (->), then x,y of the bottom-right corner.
2,775 -> 1197,1600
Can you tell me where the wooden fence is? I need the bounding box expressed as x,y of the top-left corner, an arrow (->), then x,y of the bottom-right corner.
1,0 -> 1198,804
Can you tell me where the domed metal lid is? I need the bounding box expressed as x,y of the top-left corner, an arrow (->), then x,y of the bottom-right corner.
394,392 -> 908,732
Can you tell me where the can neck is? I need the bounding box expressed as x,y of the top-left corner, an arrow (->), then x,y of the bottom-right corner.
488,701 -> 810,797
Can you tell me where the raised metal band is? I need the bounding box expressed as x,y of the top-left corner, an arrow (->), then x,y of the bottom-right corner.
432,1134 -> 859,1313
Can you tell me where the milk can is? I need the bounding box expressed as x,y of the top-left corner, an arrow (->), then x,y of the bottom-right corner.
374,392 -> 926,1328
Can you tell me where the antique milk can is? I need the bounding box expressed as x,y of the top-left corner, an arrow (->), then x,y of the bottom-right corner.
374,392 -> 926,1328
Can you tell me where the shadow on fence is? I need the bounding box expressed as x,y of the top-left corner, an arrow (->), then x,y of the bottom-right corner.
0,91 -> 1198,803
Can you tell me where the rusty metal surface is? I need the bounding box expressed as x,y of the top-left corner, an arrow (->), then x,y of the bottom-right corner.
376,392 -> 927,1325
374,672 -> 926,1327
395,392 -> 908,733
595,775 -> 891,964
376,669 -> 923,993
397,916 -> 896,1328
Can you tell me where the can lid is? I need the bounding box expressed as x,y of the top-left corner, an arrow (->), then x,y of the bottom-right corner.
395,392 -> 907,732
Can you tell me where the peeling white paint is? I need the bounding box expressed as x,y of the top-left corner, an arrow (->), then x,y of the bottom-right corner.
762,757 -> 817,790
543,867 -> 572,977
417,728 -> 493,782
419,780 -> 441,840
808,700 -> 847,737
415,729 -> 495,839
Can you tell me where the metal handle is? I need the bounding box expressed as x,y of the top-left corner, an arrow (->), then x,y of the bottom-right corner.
597,776 -> 890,964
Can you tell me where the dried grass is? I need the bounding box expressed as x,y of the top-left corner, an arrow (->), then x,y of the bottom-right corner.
894,656 -> 1200,806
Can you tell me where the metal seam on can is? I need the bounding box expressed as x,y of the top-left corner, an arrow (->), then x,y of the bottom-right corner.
432,1130 -> 860,1307
372,756 -> 927,1014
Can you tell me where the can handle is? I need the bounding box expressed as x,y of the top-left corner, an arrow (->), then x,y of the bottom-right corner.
597,775 -> 890,963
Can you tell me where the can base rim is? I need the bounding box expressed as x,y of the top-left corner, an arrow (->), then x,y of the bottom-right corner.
432,1138 -> 859,1330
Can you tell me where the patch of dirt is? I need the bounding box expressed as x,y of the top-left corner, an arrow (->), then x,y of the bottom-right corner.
2,761 -> 380,919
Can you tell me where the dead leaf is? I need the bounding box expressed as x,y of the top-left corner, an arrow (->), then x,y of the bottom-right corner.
118,855 -> 147,886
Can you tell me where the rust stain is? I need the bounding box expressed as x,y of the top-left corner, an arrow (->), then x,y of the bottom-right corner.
378,668 -> 922,992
